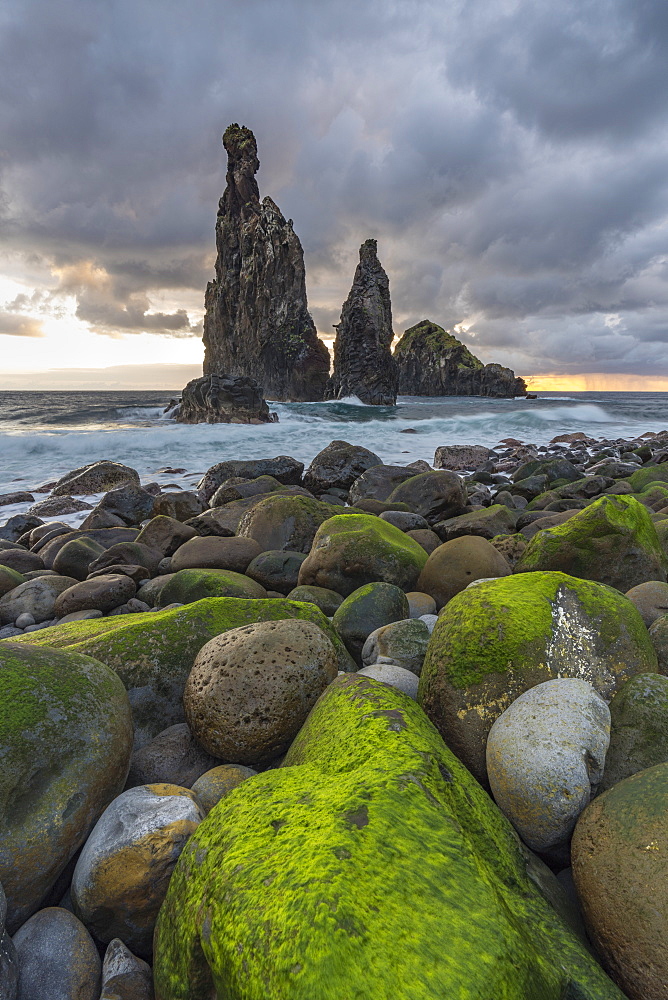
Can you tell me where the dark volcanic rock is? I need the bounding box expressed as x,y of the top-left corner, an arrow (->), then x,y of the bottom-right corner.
174,373 -> 274,424
198,456 -> 304,502
394,319 -> 526,397
201,124 -> 330,402
328,239 -> 398,405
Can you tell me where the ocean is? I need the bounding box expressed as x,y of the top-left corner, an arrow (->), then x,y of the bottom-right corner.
1,389 -> 667,497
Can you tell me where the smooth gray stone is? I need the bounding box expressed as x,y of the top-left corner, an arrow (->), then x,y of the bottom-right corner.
356,662 -> 419,699
12,907 -> 100,1000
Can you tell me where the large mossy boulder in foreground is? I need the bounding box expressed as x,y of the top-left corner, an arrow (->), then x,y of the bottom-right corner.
515,495 -> 668,591
4,598 -> 354,747
153,675 -> 623,1000
418,572 -> 657,784
0,642 -> 133,932
298,513 -> 428,597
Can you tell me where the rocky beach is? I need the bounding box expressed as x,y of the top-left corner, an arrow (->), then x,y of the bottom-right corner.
2,423 -> 668,998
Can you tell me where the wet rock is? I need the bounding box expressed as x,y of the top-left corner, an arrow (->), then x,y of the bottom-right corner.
28,496 -> 93,517
388,471 -> 468,525
328,239 -> 397,404
12,907 -> 101,1000
417,535 -> 512,610
348,464 -> 418,504
201,124 -> 330,402
298,513 -> 428,597
184,619 -> 338,764
394,319 -> 526,397
170,535 -> 260,574
151,490 -> 205,520
0,491 -> 33,506
0,643 -> 132,931
50,461 -> 140,496
418,571 -> 658,785
191,764 -> 257,814
175,373 -> 273,424
332,582 -> 409,665
486,678 -> 610,859
303,440 -> 381,494
197,456 -> 304,503
94,485 -> 155,526
572,762 -> 668,1000
72,784 -> 204,957
127,723 -> 219,789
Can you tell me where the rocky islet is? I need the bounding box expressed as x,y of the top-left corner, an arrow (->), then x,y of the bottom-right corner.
5,431 -> 668,996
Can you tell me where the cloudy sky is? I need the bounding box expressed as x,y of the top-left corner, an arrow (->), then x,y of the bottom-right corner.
1,0 -> 667,389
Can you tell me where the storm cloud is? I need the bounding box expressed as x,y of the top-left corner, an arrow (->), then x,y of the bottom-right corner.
1,0 -> 667,374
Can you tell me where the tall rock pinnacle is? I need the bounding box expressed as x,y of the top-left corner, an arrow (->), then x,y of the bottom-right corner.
328,239 -> 398,405
202,124 -> 330,402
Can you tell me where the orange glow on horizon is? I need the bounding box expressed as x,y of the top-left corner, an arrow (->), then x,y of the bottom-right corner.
524,373 -> 668,392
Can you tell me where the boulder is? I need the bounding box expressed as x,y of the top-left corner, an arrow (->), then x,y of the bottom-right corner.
433,504 -> 518,541
72,784 -> 204,957
52,536 -> 106,580
0,491 -> 33,506
174,373 -> 273,424
184,619 -> 338,763
418,571 -> 658,784
486,679 -> 610,858
331,582 -> 409,664
0,566 -> 24,598
158,568 -> 266,606
191,764 -> 257,815
406,591 -> 436,617
0,548 -> 43,575
38,527 -> 138,567
405,527 -> 442,553
649,614 -> 668,672
624,580 -> 668,627
298,513 -> 428,597
153,675 -> 621,1000
99,938 -> 153,1000
50,460 -> 140,496
8,597 -> 353,746
348,465 -> 417,505
416,535 -> 511,610
572,762 -> 668,1000
0,514 -> 43,543
198,456 -> 304,503
0,643 -> 132,931
210,474 -> 281,507
170,535 -> 261,574
94,485 -> 155,526
378,510 -> 429,532
0,575 -> 77,626
54,574 -> 137,617
516,495 -> 668,591
628,463 -> 668,492
433,445 -> 495,471
237,495 -> 352,553
285,585 -> 344,616
387,471 -> 467,525
152,490 -> 205,520
362,617 -> 430,675
245,550 -> 307,595
303,440 -> 382,494
87,540 -> 162,576
27,496 -> 93,517
201,124 -> 330,402
601,673 -> 668,791
327,239 -> 397,405
12,907 -> 101,1000
135,515 -> 196,556
356,661 -> 420,698
394,319 -> 526,398
127,723 -> 220,789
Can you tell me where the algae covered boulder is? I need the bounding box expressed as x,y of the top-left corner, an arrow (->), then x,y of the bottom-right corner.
298,513 -> 427,597
237,495 -> 358,553
331,581 -> 409,664
153,674 -> 623,1000
6,598 -> 353,746
0,642 -> 133,932
515,495 -> 668,591
601,673 -> 668,790
418,571 -> 657,784
158,568 -> 267,605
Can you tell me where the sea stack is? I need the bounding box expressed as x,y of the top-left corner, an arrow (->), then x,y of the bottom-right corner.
394,319 -> 526,397
202,124 -> 330,402
328,239 -> 398,405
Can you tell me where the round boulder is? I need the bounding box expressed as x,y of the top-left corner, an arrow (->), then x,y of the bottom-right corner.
387,470 -> 468,525
405,528 -> 442,554
303,440 -> 381,494
72,784 -> 204,957
601,673 -> 668,791
486,679 -> 610,858
52,537 -> 106,581
286,585 -> 344,616
0,566 -> 24,599
356,662 -> 419,699
170,535 -> 261,574
12,907 -> 101,1000
0,549 -> 43,575
191,764 -> 257,814
237,495 -> 346,554
0,643 -> 133,932
361,617 -> 430,676
157,568 -> 266,606
298,513 -> 428,597
572,762 -> 668,1000
54,574 -> 137,616
126,723 -> 220,789
184,619 -> 339,764
331,582 -> 409,665
417,535 -> 512,610
0,575 -> 77,626
246,550 -> 307,595
419,571 -> 658,785
406,591 -> 436,617
625,580 -> 668,628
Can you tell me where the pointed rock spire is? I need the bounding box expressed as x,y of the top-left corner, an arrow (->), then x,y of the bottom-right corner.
202,124 -> 330,402
328,239 -> 398,405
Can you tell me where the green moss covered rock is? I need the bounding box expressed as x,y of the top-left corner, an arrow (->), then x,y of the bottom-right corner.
0,642 -> 133,932
601,673 -> 668,791
298,513 -> 428,597
153,674 -> 623,1000
515,495 -> 668,590
5,598 -> 354,747
418,571 -> 657,784
237,495 -> 361,553
628,463 -> 668,492
331,582 -> 409,664
158,568 -> 267,605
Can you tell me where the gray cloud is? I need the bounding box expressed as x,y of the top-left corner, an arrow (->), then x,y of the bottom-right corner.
0,0 -> 667,374
0,313 -> 44,337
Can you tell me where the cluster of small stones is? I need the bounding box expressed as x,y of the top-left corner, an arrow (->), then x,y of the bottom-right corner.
4,433 -> 668,997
